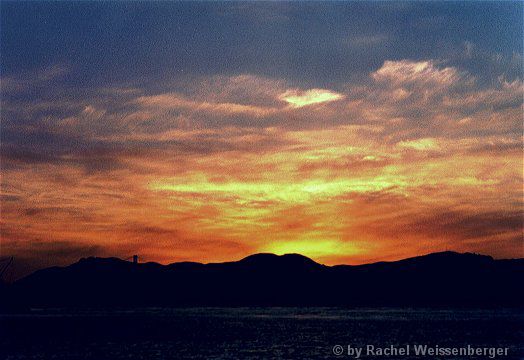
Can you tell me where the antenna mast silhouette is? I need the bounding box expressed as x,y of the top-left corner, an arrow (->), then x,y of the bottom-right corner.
124,255 -> 139,264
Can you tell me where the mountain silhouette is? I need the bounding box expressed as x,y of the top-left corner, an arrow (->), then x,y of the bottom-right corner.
2,251 -> 522,309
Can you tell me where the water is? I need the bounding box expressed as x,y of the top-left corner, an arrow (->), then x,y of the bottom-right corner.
1,308 -> 522,359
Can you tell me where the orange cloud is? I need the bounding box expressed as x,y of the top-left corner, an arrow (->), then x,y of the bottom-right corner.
135,93 -> 276,118
1,62 -> 522,279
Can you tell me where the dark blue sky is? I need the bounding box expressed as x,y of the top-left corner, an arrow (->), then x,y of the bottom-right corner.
2,1 -> 522,89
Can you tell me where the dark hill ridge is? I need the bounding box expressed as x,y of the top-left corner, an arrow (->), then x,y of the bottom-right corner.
237,253 -> 322,268
2,251 -> 523,309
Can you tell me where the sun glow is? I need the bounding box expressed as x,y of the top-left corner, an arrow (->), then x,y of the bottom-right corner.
261,239 -> 363,258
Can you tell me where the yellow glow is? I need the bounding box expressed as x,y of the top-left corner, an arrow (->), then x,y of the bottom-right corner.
261,239 -> 362,257
279,88 -> 344,108
3,65 -> 522,279
149,176 -> 406,203
398,138 -> 439,151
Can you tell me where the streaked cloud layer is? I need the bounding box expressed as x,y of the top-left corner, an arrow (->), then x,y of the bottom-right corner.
1,2 -> 522,279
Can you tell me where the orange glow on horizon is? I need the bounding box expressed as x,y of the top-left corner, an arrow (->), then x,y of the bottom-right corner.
1,65 -> 522,278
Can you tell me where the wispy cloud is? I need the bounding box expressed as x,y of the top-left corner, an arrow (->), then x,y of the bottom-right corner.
371,60 -> 466,88
1,54 -> 522,278
279,89 -> 344,108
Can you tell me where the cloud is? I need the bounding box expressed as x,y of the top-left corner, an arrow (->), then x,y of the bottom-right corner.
279,88 -> 344,108
134,93 -> 276,118
1,57 -> 522,278
397,138 -> 440,151
149,175 -> 404,204
0,64 -> 70,94
442,78 -> 522,111
358,207 -> 523,251
371,60 -> 466,88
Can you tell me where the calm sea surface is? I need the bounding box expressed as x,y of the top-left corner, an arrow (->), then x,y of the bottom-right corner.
1,308 -> 522,359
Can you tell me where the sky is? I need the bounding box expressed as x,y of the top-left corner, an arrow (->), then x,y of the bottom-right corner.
1,1 -> 523,280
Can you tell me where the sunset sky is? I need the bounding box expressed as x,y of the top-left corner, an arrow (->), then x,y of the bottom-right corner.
1,2 -> 523,279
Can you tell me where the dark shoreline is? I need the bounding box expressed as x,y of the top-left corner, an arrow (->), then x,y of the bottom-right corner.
3,251 -> 523,310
